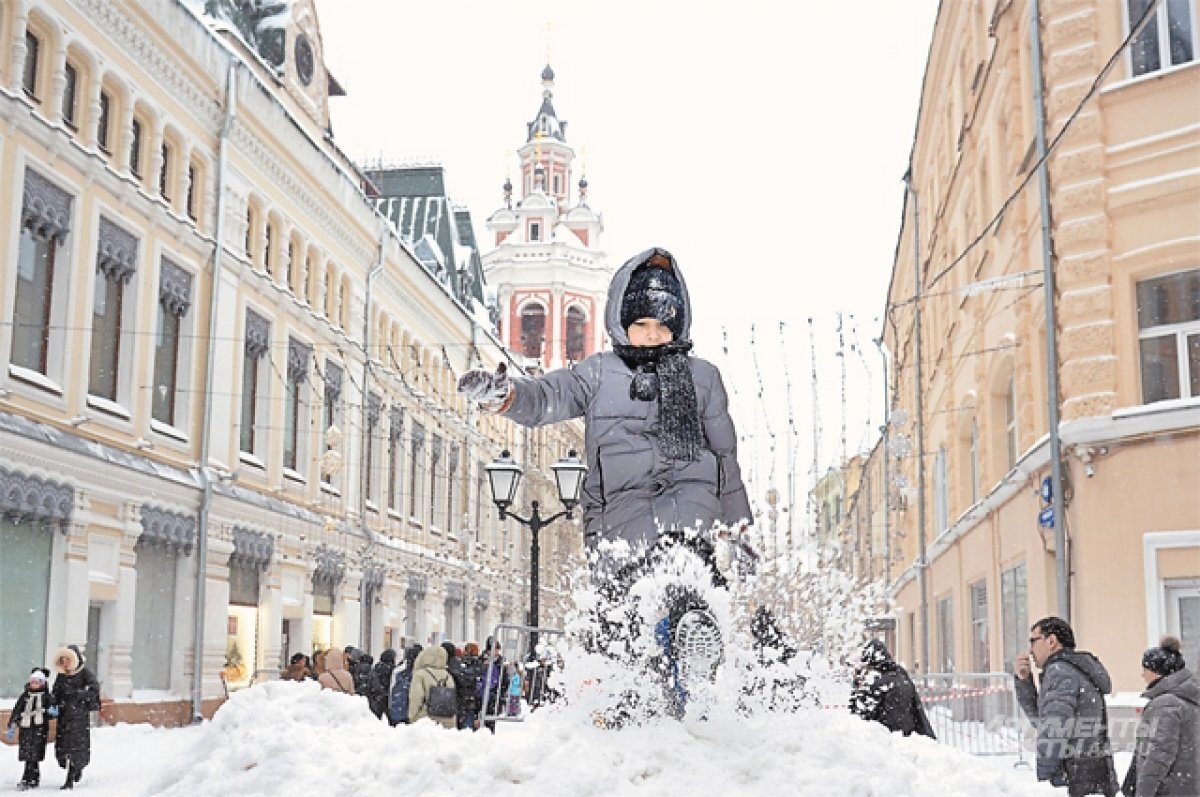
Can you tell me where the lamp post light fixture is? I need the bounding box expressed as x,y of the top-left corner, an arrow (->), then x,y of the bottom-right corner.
484,449 -> 586,649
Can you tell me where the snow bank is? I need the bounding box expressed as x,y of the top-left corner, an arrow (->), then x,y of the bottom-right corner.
145,680 -> 1055,796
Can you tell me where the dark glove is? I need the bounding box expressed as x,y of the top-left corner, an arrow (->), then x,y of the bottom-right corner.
47,705 -> 59,718
456,363 -> 511,411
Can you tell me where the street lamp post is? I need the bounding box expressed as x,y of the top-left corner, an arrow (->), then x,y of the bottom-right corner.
484,449 -> 587,651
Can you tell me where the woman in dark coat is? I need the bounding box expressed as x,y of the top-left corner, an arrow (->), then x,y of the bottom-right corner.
1125,637 -> 1199,796
6,668 -> 56,790
849,639 -> 935,739
368,649 -> 397,720
51,645 -> 101,789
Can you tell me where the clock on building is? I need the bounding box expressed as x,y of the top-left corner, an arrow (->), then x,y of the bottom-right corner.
294,34 -> 314,86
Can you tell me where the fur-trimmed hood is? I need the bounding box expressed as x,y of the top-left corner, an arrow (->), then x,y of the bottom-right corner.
53,645 -> 84,676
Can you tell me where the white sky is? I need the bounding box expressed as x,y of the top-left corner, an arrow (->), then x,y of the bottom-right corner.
318,1 -> 940,521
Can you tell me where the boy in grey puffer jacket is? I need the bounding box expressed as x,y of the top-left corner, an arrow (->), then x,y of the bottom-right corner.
458,246 -> 751,573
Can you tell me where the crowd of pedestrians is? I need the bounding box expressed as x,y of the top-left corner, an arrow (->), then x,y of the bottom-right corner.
278,637 -> 557,734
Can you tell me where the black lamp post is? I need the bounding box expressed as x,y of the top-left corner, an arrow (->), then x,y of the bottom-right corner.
485,449 -> 586,649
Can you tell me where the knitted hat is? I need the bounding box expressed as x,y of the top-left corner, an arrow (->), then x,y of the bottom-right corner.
620,261 -> 685,339
1142,635 -> 1185,676
28,669 -> 48,684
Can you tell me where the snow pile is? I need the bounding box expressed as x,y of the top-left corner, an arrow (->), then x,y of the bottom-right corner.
144,680 -> 1054,796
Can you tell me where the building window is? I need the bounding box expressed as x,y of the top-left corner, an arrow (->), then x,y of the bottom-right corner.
969,420 -> 980,504
62,62 -> 78,127
529,221 -> 541,242
1128,0 -> 1195,77
283,338 -> 311,473
22,31 -> 40,99
159,141 -> 172,200
936,594 -> 955,673
1005,378 -> 1018,469
1000,562 -> 1028,675
11,170 -> 73,379
97,90 -> 111,152
429,435 -> 443,529
520,304 -> 546,359
409,422 -> 425,519
0,517 -> 53,697
364,394 -> 381,503
186,162 -> 198,220
1137,269 -> 1200,403
969,580 -> 989,672
240,311 -> 270,456
89,218 -> 139,403
387,408 -> 404,512
264,221 -> 275,276
566,306 -> 587,362
129,117 -> 143,177
321,362 -> 342,486
932,446 -> 949,534
446,443 -> 460,535
152,260 -> 192,427
132,539 -> 179,689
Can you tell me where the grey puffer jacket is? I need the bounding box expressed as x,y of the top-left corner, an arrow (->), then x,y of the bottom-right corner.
503,247 -> 751,552
1134,667 -> 1199,796
1014,648 -> 1115,785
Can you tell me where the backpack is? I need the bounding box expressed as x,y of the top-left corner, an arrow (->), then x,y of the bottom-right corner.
388,668 -> 412,724
426,673 -> 458,719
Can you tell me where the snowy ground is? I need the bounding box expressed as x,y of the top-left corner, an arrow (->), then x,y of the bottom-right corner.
1,681 -> 1068,796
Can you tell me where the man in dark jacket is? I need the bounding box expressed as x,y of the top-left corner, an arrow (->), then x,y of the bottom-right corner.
849,639 -> 935,738
1015,616 -> 1118,796
51,645 -> 101,790
1126,636 -> 1199,796
368,649 -> 397,720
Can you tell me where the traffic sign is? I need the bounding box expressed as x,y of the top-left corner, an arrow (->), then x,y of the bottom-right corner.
1038,506 -> 1054,528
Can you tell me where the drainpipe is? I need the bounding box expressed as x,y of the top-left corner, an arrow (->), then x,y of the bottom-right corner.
904,171 -> 930,674
875,337 -> 891,586
358,236 -> 385,649
192,61 -> 238,723
1030,0 -> 1069,620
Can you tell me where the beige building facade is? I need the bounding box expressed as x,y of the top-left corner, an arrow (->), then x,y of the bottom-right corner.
874,0 -> 1200,692
0,0 -> 584,724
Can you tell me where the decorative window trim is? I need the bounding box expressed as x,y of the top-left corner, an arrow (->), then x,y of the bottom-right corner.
0,465 -> 73,533
138,504 -> 196,556
159,257 -> 193,317
21,168 -> 73,243
474,589 -> 490,610
362,563 -> 386,593
312,545 -> 345,586
444,580 -> 464,606
366,393 -> 382,428
405,574 -> 428,599
389,407 -> 404,441
323,360 -> 343,403
287,338 -> 312,384
96,217 -> 138,284
244,310 -> 270,359
231,526 -> 273,571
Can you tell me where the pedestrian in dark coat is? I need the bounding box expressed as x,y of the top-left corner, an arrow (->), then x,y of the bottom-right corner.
1015,616 -> 1119,796
849,639 -> 935,738
1124,636 -> 1199,796
441,642 -> 469,728
368,649 -> 397,720
457,643 -> 484,731
6,668 -> 56,790
478,637 -> 508,734
457,247 -> 752,572
387,645 -> 422,726
51,645 -> 101,790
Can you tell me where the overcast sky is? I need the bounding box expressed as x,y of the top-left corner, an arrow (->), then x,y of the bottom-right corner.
318,1 -> 940,519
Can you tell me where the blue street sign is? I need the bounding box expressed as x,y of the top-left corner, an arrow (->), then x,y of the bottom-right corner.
1040,476 -> 1053,504
1038,506 -> 1054,528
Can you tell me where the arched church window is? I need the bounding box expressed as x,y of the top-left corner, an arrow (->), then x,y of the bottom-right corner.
520,305 -> 546,360
566,306 -> 586,362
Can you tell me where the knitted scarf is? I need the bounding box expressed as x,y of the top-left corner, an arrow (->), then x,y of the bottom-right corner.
614,340 -> 702,462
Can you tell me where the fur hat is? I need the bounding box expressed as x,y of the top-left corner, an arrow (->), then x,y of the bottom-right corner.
54,646 -> 81,675
1142,635 -> 1185,677
620,261 -> 685,339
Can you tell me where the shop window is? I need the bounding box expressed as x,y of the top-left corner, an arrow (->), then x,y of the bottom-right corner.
0,519 -> 52,698
1128,0 -> 1196,77
1137,268 -> 1200,403
131,541 -> 178,690
313,580 -> 334,616
1000,562 -> 1027,675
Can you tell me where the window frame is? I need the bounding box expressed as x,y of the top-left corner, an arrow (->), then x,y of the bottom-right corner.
969,579 -> 989,672
96,89 -> 112,153
129,116 -> 144,178
1136,268 -> 1200,404
1126,0 -> 1197,78
22,30 -> 41,100
61,60 -> 79,128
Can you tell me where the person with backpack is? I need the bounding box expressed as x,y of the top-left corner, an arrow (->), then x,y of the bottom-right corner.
407,645 -> 457,729
368,649 -> 396,720
457,643 -> 485,731
387,645 -> 422,726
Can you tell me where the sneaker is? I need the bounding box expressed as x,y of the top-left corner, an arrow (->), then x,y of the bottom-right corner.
673,608 -> 723,687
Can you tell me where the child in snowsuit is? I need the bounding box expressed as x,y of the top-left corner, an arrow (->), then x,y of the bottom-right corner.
6,668 -> 56,790
51,645 -> 100,790
457,246 -> 751,579
506,664 -> 523,717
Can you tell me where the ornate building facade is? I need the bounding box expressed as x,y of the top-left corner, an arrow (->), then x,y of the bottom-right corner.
0,0 -> 583,724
